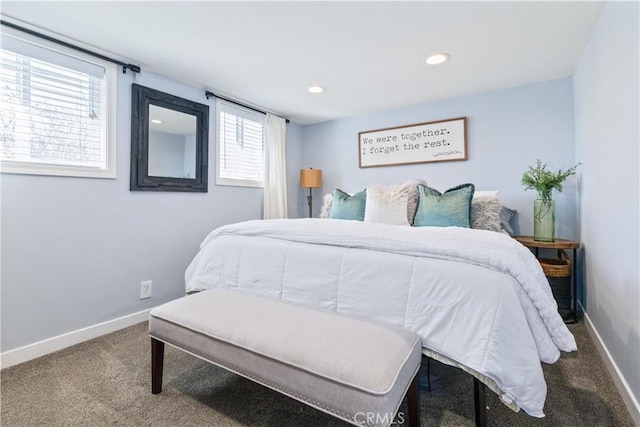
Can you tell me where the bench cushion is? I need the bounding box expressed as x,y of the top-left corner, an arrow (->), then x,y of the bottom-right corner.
149,288 -> 421,426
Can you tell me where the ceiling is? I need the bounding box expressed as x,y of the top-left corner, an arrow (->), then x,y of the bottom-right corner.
1,1 -> 603,125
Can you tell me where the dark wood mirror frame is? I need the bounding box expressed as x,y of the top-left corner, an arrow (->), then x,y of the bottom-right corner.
130,84 -> 209,192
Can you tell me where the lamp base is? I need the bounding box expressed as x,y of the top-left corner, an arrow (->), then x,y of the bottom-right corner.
307,189 -> 313,218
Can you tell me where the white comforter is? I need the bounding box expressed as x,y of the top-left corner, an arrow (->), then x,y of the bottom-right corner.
185,218 -> 577,417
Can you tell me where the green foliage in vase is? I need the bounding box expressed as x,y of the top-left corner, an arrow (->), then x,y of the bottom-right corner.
521,160 -> 580,203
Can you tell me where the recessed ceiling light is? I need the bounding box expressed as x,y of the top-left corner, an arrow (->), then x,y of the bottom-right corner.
425,53 -> 450,65
308,85 -> 325,94
150,119 -> 163,124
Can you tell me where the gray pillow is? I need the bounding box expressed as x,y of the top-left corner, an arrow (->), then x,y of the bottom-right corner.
500,206 -> 517,235
406,179 -> 428,224
471,196 -> 502,232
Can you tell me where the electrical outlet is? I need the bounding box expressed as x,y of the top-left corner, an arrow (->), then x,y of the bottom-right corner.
140,280 -> 152,299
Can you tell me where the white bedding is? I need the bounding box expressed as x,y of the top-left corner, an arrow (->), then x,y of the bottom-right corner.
185,218 -> 577,417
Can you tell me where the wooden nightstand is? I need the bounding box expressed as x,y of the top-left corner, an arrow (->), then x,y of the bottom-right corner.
514,236 -> 580,324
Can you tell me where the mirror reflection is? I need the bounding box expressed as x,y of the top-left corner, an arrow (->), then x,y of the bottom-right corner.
148,105 -> 197,179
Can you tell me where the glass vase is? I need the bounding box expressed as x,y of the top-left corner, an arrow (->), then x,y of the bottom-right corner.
533,198 -> 555,242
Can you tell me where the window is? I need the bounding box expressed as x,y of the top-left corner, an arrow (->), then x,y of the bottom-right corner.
0,29 -> 116,178
216,100 -> 265,187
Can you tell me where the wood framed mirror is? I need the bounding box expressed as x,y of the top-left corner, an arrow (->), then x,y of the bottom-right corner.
130,84 -> 209,192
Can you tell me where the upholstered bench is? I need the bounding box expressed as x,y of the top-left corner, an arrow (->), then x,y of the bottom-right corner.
149,288 -> 422,427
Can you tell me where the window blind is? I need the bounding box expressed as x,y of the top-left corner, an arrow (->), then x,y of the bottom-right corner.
1,34 -> 109,173
218,101 -> 265,184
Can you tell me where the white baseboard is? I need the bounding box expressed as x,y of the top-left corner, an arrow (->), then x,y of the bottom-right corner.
0,308 -> 153,370
583,311 -> 640,425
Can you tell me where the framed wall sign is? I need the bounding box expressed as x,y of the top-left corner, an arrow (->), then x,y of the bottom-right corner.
358,117 -> 467,168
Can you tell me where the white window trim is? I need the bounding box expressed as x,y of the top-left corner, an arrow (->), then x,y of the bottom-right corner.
215,99 -> 264,188
0,26 -> 117,179
216,176 -> 264,188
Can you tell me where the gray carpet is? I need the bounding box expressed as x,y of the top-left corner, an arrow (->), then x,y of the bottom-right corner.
1,321 -> 634,426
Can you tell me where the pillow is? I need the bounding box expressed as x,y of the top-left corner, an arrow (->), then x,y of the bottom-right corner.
364,183 -> 411,226
413,183 -> 475,228
329,189 -> 366,220
500,206 -> 517,235
470,196 -> 502,232
321,190 -> 357,219
319,193 -> 334,219
474,190 -> 499,199
319,179 -> 427,223
406,179 -> 428,224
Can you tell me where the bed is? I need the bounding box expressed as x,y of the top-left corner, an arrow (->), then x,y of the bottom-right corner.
185,217 -> 577,419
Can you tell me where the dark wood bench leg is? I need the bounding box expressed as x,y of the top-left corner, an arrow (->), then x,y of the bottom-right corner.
420,355 -> 432,392
151,338 -> 164,394
473,377 -> 487,427
405,373 -> 420,427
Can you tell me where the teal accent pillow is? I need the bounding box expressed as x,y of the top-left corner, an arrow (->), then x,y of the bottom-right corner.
329,189 -> 366,220
413,184 -> 475,227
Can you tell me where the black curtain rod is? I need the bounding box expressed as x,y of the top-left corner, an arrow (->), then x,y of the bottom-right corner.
205,90 -> 289,123
1,20 -> 141,74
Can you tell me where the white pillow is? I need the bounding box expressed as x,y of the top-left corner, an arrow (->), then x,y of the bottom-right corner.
319,193 -> 334,219
364,183 -> 411,226
474,190 -> 499,199
319,179 -> 427,223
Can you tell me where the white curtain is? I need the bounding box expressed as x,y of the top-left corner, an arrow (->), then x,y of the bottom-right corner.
263,114 -> 288,219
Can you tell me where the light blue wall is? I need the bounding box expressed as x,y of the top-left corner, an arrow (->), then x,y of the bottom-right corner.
0,70 -> 303,351
574,1 -> 639,416
301,78 -> 578,238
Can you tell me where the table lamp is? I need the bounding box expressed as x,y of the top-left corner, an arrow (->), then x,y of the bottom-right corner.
299,168 -> 323,218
